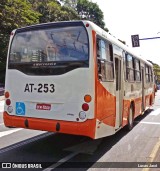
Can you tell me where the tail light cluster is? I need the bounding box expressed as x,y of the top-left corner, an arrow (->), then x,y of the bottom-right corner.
82,103 -> 89,111
5,91 -> 13,113
79,95 -> 92,120
6,99 -> 11,105
5,92 -> 10,98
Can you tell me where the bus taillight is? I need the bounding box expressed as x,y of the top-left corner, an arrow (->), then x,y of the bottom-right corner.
86,23 -> 89,27
5,92 -> 10,98
84,95 -> 92,103
6,99 -> 11,106
82,103 -> 89,111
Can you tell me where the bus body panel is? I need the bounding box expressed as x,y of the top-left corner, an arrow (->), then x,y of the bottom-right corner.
4,20 -> 155,139
92,30 -> 116,138
95,119 -> 115,139
94,81 -> 116,138
3,111 -> 96,139
5,68 -> 95,122
4,21 -> 97,138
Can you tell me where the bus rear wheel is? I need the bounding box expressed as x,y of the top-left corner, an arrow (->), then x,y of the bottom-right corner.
127,105 -> 134,131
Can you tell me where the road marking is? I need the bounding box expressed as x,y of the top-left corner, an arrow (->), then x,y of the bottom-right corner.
43,152 -> 78,171
0,128 -> 23,138
149,108 -> 160,116
142,138 -> 160,171
135,121 -> 160,125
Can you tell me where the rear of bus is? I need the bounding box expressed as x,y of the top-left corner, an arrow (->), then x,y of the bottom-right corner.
3,21 -> 96,139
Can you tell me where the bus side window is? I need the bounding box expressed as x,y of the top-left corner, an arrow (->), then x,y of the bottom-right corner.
96,39 -> 106,80
96,38 -> 102,80
145,65 -> 153,83
145,65 -> 150,82
134,59 -> 141,81
125,54 -> 134,82
96,38 -> 114,81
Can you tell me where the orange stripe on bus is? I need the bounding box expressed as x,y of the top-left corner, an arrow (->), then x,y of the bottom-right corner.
3,112 -> 96,139
96,81 -> 116,127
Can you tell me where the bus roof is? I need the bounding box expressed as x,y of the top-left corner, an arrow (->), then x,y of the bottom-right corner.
13,20 -> 152,67
83,20 -> 152,67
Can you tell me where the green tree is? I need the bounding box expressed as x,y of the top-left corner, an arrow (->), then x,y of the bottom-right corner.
0,0 -> 40,83
33,0 -> 79,23
0,0 -> 109,84
76,0 -> 106,29
61,0 -> 77,8
61,5 -> 80,20
61,0 -> 108,31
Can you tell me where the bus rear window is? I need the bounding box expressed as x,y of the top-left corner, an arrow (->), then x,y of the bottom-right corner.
10,26 -> 88,62
9,26 -> 89,63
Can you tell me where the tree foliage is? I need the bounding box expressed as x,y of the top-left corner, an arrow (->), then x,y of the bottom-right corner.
61,0 -> 107,30
0,0 -> 108,83
77,0 -> 105,29
34,0 -> 79,23
0,0 -> 40,83
60,0 -> 77,8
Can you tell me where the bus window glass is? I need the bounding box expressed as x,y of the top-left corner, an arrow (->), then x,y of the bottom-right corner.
97,38 -> 114,81
105,62 -> 114,81
135,59 -> 140,70
105,43 -> 114,81
134,59 -> 141,81
10,26 -> 89,63
128,69 -> 134,82
145,65 -> 150,82
100,40 -> 106,60
127,54 -> 133,68
149,67 -> 153,82
145,66 -> 148,73
135,71 -> 141,81
150,68 -> 153,82
126,54 -> 134,82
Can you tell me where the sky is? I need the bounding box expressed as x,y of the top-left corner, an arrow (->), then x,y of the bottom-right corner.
92,0 -> 160,65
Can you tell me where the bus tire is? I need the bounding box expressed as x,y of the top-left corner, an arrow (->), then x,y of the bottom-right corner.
127,105 -> 134,131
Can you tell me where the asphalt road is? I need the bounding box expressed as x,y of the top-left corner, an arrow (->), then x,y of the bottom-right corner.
0,91 -> 160,171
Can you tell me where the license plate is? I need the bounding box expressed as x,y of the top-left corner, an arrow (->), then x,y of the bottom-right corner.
36,104 -> 51,110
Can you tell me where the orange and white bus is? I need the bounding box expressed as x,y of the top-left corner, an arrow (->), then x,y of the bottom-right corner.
3,21 -> 155,139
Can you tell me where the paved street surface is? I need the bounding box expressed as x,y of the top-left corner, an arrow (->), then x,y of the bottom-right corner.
0,92 -> 160,171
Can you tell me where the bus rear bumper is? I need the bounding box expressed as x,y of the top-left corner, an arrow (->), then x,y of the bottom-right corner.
3,112 -> 96,139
